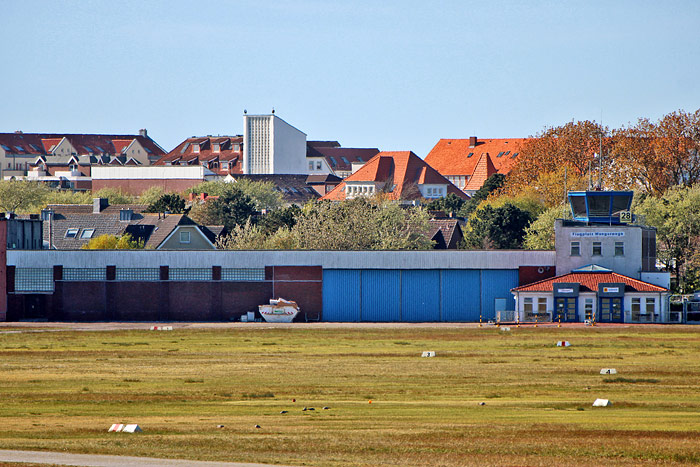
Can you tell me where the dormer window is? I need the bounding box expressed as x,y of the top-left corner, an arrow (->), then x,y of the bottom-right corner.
193,144 -> 200,154
222,161 -> 229,169
212,143 -> 220,153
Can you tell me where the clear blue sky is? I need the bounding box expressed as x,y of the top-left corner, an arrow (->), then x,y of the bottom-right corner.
2,1 -> 699,157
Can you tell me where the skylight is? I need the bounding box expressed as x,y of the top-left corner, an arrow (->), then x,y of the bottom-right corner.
14,146 -> 24,152
341,156 -> 350,165
80,228 -> 95,239
467,152 -> 474,158
96,146 -> 105,153
496,152 -> 504,157
329,156 -> 337,167
84,145 -> 93,153
356,156 -> 364,162
65,228 -> 79,238
29,144 -> 41,152
512,152 -> 519,158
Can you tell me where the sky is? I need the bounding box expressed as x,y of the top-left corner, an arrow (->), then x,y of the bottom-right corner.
2,1 -> 700,157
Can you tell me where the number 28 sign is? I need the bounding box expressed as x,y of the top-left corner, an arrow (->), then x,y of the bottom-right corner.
619,210 -> 632,223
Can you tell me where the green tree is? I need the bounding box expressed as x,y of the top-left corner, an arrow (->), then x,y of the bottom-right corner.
81,233 -> 143,249
138,186 -> 166,206
189,186 -> 256,231
635,185 -> 700,293
144,193 -> 186,214
463,203 -> 533,249
188,179 -> 283,211
0,180 -> 49,213
258,204 -> 301,235
92,187 -> 134,205
424,193 -> 466,216
458,173 -> 505,218
523,204 -> 571,250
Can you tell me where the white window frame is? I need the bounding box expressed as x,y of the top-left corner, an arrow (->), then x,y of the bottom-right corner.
180,231 -> 191,244
80,228 -> 95,239
65,228 -> 79,238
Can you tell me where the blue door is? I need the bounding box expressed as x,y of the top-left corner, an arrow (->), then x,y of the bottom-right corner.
598,297 -> 623,323
555,297 -> 578,322
401,270 -> 440,322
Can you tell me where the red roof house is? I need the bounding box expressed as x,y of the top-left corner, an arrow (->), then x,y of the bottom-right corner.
424,136 -> 529,192
321,151 -> 468,202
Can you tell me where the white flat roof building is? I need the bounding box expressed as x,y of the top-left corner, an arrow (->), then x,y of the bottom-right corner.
243,114 -> 307,174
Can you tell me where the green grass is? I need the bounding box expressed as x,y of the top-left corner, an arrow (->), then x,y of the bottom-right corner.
1,325 -> 700,466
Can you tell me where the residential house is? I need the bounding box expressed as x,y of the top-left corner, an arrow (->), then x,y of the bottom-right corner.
424,136 -> 528,194
0,130 -> 165,185
321,151 -> 469,202
154,135 -> 244,176
306,141 -> 380,178
41,198 -> 220,250
428,218 -> 464,249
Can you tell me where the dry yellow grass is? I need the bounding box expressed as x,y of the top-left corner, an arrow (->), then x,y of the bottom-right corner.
1,324 -> 700,466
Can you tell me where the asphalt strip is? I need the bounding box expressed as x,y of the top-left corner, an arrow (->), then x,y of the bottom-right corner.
0,450 -> 301,467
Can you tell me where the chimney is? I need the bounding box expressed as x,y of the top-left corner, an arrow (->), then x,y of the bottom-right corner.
200,192 -> 207,201
469,136 -> 477,148
139,128 -> 147,137
93,198 -> 108,213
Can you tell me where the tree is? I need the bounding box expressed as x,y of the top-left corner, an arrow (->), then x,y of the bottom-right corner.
504,120 -> 611,203
189,186 -> 256,231
0,180 -> 49,213
217,221 -> 298,250
458,173 -> 505,218
138,186 -> 166,206
635,185 -> 700,293
257,204 -> 301,235
424,193 -> 465,216
144,193 -> 186,214
81,233 -> 143,249
92,187 -> 134,205
462,203 -> 533,249
188,179 -> 283,211
523,204 -> 571,250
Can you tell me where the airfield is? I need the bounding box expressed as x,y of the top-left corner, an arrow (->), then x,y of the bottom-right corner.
1,322 -> 699,466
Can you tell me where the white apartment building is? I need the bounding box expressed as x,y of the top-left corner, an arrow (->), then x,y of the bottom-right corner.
242,114 -> 307,174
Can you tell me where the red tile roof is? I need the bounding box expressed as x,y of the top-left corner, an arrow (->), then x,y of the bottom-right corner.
513,271 -> 667,293
155,136 -> 243,175
425,137 -> 529,188
0,133 -> 165,157
464,153 -> 498,191
308,145 -> 380,174
321,151 -> 468,201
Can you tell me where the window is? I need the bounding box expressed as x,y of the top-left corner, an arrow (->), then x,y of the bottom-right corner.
645,297 -> 656,314
65,228 -> 79,238
615,241 -> 624,256
212,143 -> 220,153
570,241 -> 580,256
427,188 -> 433,195
631,298 -> 641,313
537,297 -> 547,312
193,144 -> 200,153
222,161 -> 229,169
467,152 -> 474,158
80,228 -> 95,239
523,297 -> 533,313
308,161 -> 314,170
316,161 -> 322,170
180,231 -> 191,244
592,241 -> 602,256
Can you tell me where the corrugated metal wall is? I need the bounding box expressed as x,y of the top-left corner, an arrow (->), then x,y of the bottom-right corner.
401,270 -> 440,322
361,270 -> 401,322
322,270 -> 362,322
322,269 -> 518,322
441,270 -> 481,321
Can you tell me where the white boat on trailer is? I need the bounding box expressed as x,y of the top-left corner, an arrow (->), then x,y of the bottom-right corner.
259,298 -> 300,323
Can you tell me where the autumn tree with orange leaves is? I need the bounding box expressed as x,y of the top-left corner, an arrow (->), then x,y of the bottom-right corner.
611,109 -> 700,195
503,120 -> 612,206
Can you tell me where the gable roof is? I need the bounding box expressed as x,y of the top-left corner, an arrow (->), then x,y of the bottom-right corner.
42,203 -> 149,249
428,218 -> 464,249
0,133 -> 165,158
512,270 -> 667,293
321,151 -> 469,201
464,153 -> 498,191
155,135 -> 243,175
424,137 -> 528,184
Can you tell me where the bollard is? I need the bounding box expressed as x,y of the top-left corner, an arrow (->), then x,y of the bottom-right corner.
516,313 -> 520,328
534,315 -> 538,328
558,316 -> 561,328
479,314 -> 482,328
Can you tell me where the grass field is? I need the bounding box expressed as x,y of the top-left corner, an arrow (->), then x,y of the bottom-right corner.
1,323 -> 700,466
